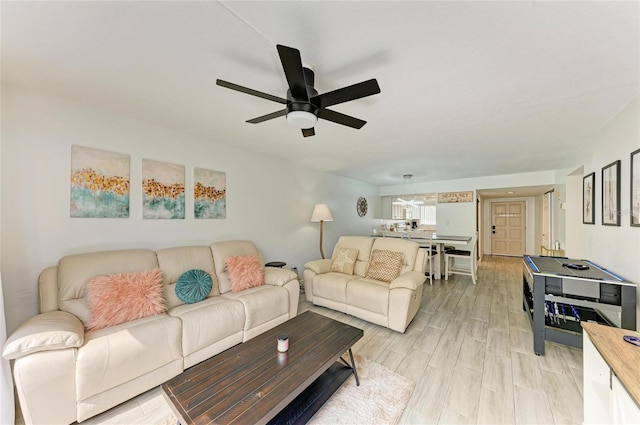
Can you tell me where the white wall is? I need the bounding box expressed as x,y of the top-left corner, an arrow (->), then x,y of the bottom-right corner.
0,87 -> 15,424
578,97 -> 640,283
548,185 -> 565,251
436,201 -> 476,236
0,86 -> 381,333
565,167 -> 585,258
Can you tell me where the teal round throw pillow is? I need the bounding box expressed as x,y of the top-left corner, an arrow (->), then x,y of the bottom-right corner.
175,269 -> 212,304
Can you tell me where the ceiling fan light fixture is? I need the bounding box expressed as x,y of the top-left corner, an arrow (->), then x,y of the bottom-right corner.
286,111 -> 318,129
394,198 -> 424,206
394,174 -> 424,206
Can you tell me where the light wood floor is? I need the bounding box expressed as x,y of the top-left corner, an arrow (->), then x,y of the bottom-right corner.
15,255 -> 584,424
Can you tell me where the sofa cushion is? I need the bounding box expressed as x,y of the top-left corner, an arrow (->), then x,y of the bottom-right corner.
210,241 -> 263,294
175,269 -> 213,304
331,248 -> 359,275
3,311 -> 84,360
332,236 -> 375,277
304,259 -> 332,275
371,237 -> 420,275
226,254 -> 265,292
76,314 -> 182,401
347,278 -> 391,315
156,245 -> 219,309
312,273 -> 355,304
57,249 -> 159,325
265,267 -> 298,286
222,285 -> 289,332
168,297 -> 245,358
85,269 -> 165,331
365,249 -> 404,283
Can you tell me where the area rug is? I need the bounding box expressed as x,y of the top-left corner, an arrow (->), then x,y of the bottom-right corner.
308,354 -> 415,424
158,354 -> 415,425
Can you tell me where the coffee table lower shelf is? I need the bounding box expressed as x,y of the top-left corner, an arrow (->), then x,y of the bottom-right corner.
267,360 -> 354,425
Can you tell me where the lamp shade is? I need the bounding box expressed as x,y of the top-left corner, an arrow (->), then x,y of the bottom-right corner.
310,204 -> 333,222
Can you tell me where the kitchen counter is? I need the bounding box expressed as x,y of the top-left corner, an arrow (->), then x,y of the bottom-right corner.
582,322 -> 640,406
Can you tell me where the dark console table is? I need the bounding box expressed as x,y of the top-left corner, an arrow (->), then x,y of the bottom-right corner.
522,255 -> 636,355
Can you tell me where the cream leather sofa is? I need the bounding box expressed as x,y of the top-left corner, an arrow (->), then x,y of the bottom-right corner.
303,236 -> 426,333
2,240 -> 299,424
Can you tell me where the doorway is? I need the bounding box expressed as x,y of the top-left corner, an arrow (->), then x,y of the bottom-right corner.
491,201 -> 526,256
542,190 -> 553,250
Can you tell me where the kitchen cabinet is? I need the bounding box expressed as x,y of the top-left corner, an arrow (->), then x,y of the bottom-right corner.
583,322 -> 640,424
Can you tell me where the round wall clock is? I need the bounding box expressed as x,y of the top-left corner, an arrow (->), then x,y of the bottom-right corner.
357,197 -> 368,217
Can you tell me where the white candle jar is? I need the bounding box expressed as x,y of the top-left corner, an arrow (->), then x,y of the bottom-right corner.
277,335 -> 289,352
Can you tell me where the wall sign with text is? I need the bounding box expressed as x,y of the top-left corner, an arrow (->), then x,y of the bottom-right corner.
437,191 -> 474,203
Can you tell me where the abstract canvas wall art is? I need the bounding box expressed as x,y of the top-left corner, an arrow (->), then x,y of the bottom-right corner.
194,168 -> 226,219
142,159 -> 185,219
70,145 -> 130,218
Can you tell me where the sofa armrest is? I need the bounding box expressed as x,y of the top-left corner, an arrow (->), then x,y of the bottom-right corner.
389,271 -> 426,291
264,267 -> 297,286
304,259 -> 332,275
3,311 -> 84,360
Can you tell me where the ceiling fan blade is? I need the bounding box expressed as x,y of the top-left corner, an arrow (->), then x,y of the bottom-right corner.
276,45 -> 308,101
311,79 -> 380,109
318,108 -> 367,129
216,79 -> 287,104
302,128 -> 315,137
246,109 -> 287,124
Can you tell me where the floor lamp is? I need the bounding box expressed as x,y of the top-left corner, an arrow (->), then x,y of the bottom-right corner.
311,204 -> 334,259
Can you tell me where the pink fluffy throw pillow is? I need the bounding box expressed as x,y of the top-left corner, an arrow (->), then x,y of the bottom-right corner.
226,254 -> 265,293
85,268 -> 165,331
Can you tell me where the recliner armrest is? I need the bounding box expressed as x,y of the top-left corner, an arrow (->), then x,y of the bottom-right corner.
264,267 -> 298,286
3,311 -> 84,360
388,271 -> 425,290
304,259 -> 332,275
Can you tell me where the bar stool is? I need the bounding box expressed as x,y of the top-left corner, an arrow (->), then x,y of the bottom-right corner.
416,235 -> 438,285
444,233 -> 478,285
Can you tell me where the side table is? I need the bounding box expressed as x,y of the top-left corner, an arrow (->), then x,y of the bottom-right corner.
540,246 -> 565,257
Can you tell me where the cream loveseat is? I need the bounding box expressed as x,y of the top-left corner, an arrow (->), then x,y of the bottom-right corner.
303,236 -> 426,333
2,240 -> 299,424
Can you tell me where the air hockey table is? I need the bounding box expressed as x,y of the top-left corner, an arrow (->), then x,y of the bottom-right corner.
522,255 -> 636,355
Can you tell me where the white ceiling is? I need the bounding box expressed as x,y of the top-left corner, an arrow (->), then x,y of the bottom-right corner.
2,1 -> 638,186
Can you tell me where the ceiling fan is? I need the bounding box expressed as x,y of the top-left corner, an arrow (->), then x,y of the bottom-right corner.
216,44 -> 381,137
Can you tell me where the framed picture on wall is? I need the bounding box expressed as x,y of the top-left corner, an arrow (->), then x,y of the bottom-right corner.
70,145 -> 130,218
602,160 -> 621,226
583,172 -> 595,224
142,159 -> 185,219
632,149 -> 640,227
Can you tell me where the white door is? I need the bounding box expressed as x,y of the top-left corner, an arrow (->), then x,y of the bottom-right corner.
491,201 -> 526,256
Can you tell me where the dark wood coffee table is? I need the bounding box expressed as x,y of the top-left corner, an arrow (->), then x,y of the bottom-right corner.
161,311 -> 364,424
